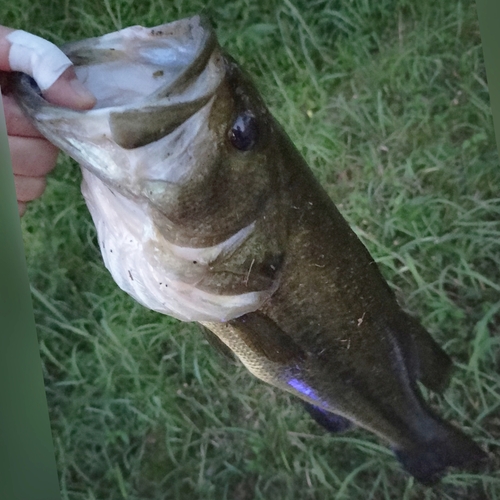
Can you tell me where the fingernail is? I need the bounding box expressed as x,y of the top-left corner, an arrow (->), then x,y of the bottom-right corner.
69,78 -> 97,107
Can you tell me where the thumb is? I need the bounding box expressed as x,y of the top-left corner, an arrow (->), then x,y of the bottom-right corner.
43,66 -> 96,110
2,27 -> 96,110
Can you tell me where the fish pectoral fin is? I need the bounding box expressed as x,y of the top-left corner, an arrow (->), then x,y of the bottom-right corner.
198,323 -> 237,362
229,312 -> 306,364
302,402 -> 354,434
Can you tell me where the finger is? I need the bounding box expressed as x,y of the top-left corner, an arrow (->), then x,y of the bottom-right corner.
18,201 -> 27,217
2,93 -> 43,137
14,175 -> 47,202
8,135 -> 59,177
0,26 -> 16,71
43,66 -> 96,110
2,27 -> 72,90
0,25 -> 96,110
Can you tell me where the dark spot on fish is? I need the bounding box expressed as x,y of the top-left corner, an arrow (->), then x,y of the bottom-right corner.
229,112 -> 258,151
153,70 -> 164,78
109,48 -> 115,51
193,261 -> 198,264
150,29 -> 164,36
128,270 -> 134,281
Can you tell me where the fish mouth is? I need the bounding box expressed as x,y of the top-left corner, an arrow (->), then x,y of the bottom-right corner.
65,15 -> 218,107
13,16 -> 224,149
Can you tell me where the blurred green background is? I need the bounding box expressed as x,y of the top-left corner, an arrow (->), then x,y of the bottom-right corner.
3,0 -> 499,498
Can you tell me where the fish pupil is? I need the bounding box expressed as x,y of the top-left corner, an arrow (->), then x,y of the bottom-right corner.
229,112 -> 258,151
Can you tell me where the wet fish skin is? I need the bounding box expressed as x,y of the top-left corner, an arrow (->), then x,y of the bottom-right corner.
199,82 -> 487,482
11,17 -> 488,484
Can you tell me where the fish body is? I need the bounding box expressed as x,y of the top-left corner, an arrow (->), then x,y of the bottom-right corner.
12,16 -> 487,483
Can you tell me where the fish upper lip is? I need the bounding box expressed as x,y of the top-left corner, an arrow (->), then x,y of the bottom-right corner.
73,15 -> 220,111
149,17 -> 218,100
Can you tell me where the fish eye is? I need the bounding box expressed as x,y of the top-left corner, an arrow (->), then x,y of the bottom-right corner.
229,112 -> 258,151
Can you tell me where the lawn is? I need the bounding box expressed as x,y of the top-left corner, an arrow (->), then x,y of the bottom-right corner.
5,0 -> 500,498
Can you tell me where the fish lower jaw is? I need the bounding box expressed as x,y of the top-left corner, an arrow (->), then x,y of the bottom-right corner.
98,222 -> 274,323
82,170 -> 273,323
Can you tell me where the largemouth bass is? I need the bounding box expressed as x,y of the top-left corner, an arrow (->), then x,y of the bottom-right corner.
11,16 -> 487,484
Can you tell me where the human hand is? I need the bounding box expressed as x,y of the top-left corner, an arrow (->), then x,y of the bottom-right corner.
0,26 -> 96,216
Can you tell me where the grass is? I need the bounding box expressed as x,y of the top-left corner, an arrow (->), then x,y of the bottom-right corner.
4,0 -> 499,498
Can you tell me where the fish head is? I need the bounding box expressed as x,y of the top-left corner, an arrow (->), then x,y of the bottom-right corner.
12,16 -> 281,246
12,16 -> 287,321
